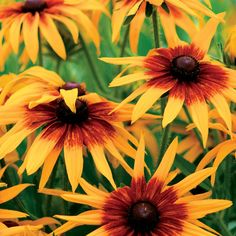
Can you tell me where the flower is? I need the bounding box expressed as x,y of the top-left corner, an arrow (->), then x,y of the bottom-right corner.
112,0 -> 218,53
50,136 -> 232,235
101,14 -> 236,146
0,0 -> 107,63
224,7 -> 236,62
0,84 -> 138,191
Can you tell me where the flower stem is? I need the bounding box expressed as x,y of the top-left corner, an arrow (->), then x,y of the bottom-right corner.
38,33 -> 43,66
158,123 -> 171,162
152,10 -> 160,48
79,35 -> 107,93
120,26 -> 130,57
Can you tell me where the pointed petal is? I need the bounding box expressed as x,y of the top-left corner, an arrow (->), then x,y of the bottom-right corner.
132,87 -> 169,123
163,96 -> 184,127
192,13 -> 225,53
60,88 -> 78,113
133,134 -> 145,180
210,93 -> 232,132
0,184 -> 32,204
23,12 -> 39,63
188,101 -> 208,147
90,146 -> 116,189
174,168 -> 216,197
39,13 -> 66,59
152,137 -> 178,182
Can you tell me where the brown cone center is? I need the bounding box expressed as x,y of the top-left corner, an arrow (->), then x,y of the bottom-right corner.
56,99 -> 89,124
128,201 -> 159,232
22,0 -> 47,13
61,82 -> 86,96
171,55 -> 200,82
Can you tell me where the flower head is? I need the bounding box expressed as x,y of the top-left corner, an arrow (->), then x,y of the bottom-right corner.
0,79 -> 138,191
101,14 -> 236,146
50,136 -> 232,235
0,0 -> 107,63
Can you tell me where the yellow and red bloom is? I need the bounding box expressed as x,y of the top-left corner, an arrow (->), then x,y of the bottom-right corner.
102,14 -> 236,146
112,0 -> 218,53
48,136 -> 232,235
0,84 -> 137,192
0,0 -> 107,63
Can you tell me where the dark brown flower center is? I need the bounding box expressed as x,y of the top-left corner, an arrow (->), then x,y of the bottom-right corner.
128,201 -> 159,232
61,82 -> 86,96
22,0 -> 47,13
56,99 -> 89,124
3,221 -> 19,228
171,55 -> 200,82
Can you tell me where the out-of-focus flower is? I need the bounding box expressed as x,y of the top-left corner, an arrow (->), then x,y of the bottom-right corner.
0,0 -> 108,63
112,0 -> 219,53
43,136 -> 232,235
101,13 -> 236,147
224,7 -> 236,62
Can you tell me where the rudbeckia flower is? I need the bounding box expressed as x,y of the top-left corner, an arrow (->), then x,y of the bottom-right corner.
101,13 -> 236,146
48,136 -> 232,236
0,0 -> 107,63
0,84 -> 138,191
112,0 -> 217,53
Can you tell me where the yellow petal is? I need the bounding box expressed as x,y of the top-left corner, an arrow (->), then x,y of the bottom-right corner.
188,101 -> 208,147
173,168 -> 215,197
187,200 -> 232,219
0,184 -> 32,204
192,13 -> 225,53
90,146 -> 116,189
60,88 -> 78,113
162,96 -> 184,127
39,14 -> 66,59
210,93 -> 232,132
39,147 -> 61,189
23,12 -> 39,63
132,87 -> 169,123
64,139 -> 83,192
133,134 -> 145,180
152,137 -> 178,181
0,209 -> 27,218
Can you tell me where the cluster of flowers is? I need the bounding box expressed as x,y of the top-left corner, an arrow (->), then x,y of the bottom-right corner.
0,0 -> 235,235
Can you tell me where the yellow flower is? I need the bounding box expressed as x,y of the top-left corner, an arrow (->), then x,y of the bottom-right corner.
0,0 -> 107,63
101,14 -> 236,147
0,71 -> 139,191
43,136 -> 232,235
224,7 -> 236,61
112,0 -> 218,53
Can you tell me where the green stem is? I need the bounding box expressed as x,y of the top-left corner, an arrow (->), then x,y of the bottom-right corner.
38,33 -> 43,67
0,160 -> 38,220
120,26 -> 130,57
152,10 -> 159,48
183,105 -> 204,149
218,215 -> 233,236
79,35 -> 106,93
159,124 -> 171,162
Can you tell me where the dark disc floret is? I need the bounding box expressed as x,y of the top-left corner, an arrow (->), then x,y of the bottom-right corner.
128,201 -> 159,233
22,0 -> 47,13
171,55 -> 200,82
56,99 -> 89,124
3,221 -> 19,228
